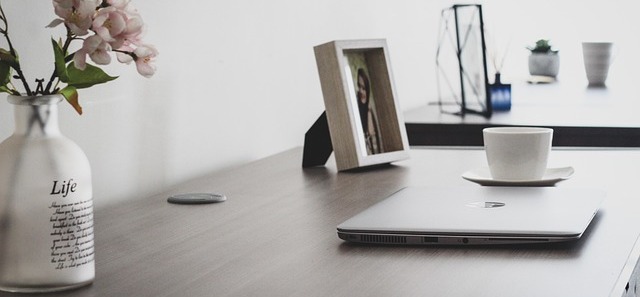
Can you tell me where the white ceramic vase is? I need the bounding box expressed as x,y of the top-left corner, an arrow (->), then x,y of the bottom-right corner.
0,94 -> 94,292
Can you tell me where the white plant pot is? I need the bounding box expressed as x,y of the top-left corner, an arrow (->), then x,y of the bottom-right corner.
528,53 -> 560,77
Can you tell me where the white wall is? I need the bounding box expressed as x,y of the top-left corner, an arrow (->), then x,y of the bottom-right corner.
0,0 -> 637,207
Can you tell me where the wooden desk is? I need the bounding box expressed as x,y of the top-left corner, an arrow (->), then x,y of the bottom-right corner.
25,148 -> 640,297
405,81 -> 640,147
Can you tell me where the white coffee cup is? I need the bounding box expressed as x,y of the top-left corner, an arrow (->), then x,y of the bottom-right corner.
483,127 -> 553,181
582,42 -> 614,86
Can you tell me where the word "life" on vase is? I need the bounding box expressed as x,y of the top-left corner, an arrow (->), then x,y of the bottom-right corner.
50,179 -> 78,198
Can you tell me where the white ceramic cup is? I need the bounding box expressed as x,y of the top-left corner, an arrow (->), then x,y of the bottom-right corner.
582,42 -> 614,86
483,127 -> 553,181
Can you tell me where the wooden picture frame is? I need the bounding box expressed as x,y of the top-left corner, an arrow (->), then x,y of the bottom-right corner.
314,39 -> 410,171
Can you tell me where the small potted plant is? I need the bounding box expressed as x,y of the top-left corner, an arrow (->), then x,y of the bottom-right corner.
527,39 -> 559,78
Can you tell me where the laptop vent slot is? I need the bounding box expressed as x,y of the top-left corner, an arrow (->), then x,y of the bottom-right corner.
360,234 -> 407,244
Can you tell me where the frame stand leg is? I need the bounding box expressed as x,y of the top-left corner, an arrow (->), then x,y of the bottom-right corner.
302,111 -> 333,168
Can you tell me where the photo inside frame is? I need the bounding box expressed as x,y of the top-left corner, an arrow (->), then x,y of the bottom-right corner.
343,48 -> 404,156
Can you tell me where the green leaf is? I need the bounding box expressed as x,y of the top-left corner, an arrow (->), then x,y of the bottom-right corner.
0,86 -> 10,94
0,60 -> 11,86
52,38 -> 68,82
66,62 -> 118,89
59,85 -> 82,115
0,48 -> 18,68
0,85 -> 19,95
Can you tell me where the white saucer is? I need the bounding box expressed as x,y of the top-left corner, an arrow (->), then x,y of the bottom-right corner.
462,167 -> 574,187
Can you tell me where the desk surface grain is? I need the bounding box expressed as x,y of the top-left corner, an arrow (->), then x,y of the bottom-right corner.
22,148 -> 640,297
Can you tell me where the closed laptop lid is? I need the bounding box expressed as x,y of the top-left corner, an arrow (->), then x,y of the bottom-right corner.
337,187 -> 605,245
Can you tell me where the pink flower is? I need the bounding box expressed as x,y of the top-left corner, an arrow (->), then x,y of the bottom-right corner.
93,5 -> 145,50
50,0 -> 156,79
133,45 -> 158,78
52,0 -> 100,36
74,35 -> 112,70
92,7 -> 127,48
121,13 -> 144,46
105,0 -> 130,9
116,45 -> 134,64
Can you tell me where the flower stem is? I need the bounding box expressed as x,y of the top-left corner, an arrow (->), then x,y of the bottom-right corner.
0,2 -> 32,95
113,49 -> 137,60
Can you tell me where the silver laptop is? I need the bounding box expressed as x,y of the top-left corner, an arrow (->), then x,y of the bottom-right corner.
337,187 -> 605,245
